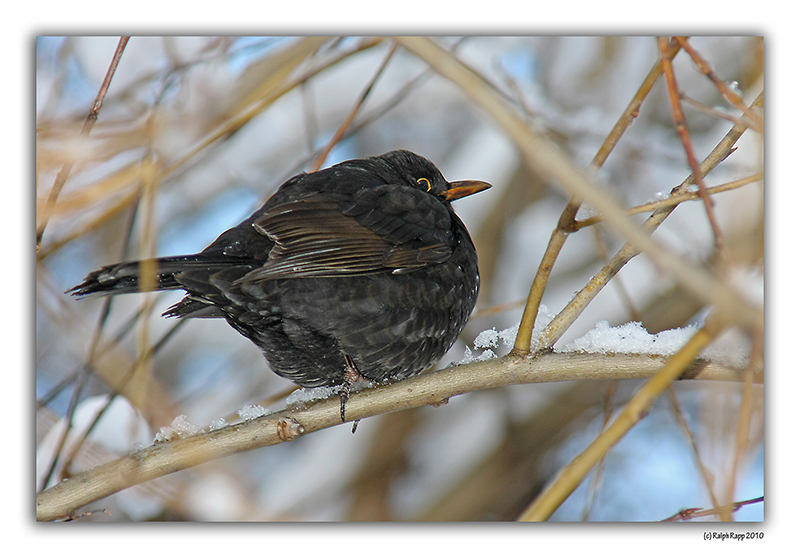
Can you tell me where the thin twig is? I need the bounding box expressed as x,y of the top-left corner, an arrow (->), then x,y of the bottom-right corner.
538,93 -> 762,349
270,41 -> 467,188
575,173 -> 763,229
723,323 -> 764,521
39,362 -> 92,492
37,185 -> 141,260
667,388 -> 721,513
674,37 -> 763,133
471,299 -> 526,319
591,226 -> 642,322
581,381 -> 617,520
311,42 -> 398,172
659,36 -> 729,266
39,200 -> 139,491
36,36 -> 130,253
37,38 -> 382,254
680,93 -> 760,131
57,319 -> 189,477
660,496 -> 763,522
41,170 -> 172,483
518,314 -> 727,522
511,39 -> 682,355
396,38 -> 758,331
592,38 -> 683,170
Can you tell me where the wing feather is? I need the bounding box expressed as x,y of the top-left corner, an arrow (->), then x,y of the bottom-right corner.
237,192 -> 453,282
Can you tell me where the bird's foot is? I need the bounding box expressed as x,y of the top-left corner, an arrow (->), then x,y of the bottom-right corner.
341,354 -> 369,432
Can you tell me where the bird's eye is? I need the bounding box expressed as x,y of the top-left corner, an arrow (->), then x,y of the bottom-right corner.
417,177 -> 432,192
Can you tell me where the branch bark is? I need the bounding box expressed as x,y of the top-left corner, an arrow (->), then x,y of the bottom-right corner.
36,350 -> 756,521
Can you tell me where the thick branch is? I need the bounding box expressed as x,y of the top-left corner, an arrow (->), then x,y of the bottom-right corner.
36,351 -> 755,521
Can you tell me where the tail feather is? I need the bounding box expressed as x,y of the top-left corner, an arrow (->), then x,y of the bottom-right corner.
67,255 -> 248,299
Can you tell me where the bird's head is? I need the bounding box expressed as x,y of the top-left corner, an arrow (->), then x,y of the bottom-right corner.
343,150 -> 492,204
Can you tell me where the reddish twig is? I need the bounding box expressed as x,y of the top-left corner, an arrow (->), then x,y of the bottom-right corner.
658,36 -> 728,264
660,496 -> 763,522
538,93 -> 761,350
36,36 -> 130,253
675,37 -> 763,133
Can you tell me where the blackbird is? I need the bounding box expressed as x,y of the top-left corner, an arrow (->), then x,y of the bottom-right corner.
70,150 -> 491,419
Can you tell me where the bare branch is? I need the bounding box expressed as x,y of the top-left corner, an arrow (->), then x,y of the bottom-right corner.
36,349 -> 754,521
518,314 -> 727,521
36,36 -> 130,253
395,37 -> 759,331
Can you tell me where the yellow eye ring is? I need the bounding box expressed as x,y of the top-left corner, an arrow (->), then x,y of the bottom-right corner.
417,177 -> 432,192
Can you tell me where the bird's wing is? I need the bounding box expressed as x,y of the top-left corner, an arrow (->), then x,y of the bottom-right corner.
239,188 -> 454,282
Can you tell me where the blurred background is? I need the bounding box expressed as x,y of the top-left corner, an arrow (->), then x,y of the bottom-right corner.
35,36 -> 763,521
